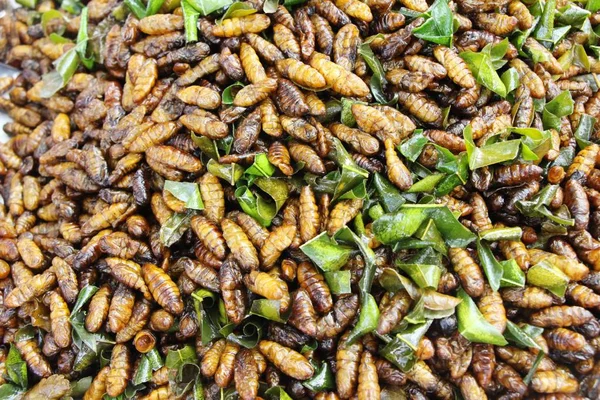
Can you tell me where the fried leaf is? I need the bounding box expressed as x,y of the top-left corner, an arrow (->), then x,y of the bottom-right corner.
159,210 -> 195,247
220,317 -> 264,348
373,205 -> 476,248
182,0 -> 201,42
71,285 -> 99,315
340,98 -> 360,127
413,0 -> 454,47
479,227 -> 523,241
400,130 -> 428,162
460,51 -> 506,97
574,114 -> 596,149
504,320 -> 542,350
124,0 -> 147,18
6,345 -> 27,389
265,386 -> 294,400
330,138 -> 369,200
16,0 -> 37,8
500,259 -> 526,288
41,10 -> 65,36
464,125 -> 521,169
300,232 -> 356,272
358,38 -> 389,103
396,263 -> 442,289
533,0 -> 556,41
186,0 -> 234,15
589,0 -> 600,12
346,294 -> 380,344
527,259 -> 569,297
558,4 -> 591,28
302,362 -> 335,392
372,173 -> 405,213
218,2 -> 257,24
408,173 -> 445,193
207,159 -> 244,185
193,289 -> 223,344
236,177 -> 289,227
476,239 -> 504,292
222,82 -> 245,105
244,153 -> 276,177
380,321 -> 432,372
542,91 -> 574,130
456,289 -> 508,345
165,345 -> 197,369
501,68 -> 519,94
164,181 -> 205,210
263,0 -> 278,13
249,299 -> 289,323
0,384 -> 24,400
324,271 -> 352,295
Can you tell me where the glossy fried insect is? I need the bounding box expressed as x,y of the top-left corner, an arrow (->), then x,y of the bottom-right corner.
327,198 -> 363,236
384,138 -> 413,190
276,58 -> 327,90
330,123 -> 380,156
258,340 -> 314,380
106,344 -> 132,397
289,141 -> 326,175
309,52 -> 370,97
220,257 -> 246,324
377,290 -> 411,335
212,14 -> 271,37
45,291 -> 71,348
233,78 -> 277,107
448,247 -> 485,297
142,263 -> 183,315
260,224 -> 297,269
531,369 -> 579,394
234,348 -> 259,400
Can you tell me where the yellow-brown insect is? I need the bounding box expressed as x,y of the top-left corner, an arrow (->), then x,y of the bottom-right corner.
104,258 -> 152,300
233,78 -> 277,107
297,261 -> 332,314
289,141 -> 326,175
330,123 -> 380,156
396,91 -> 443,125
260,98 -> 283,138
531,369 -> 579,394
386,68 -> 435,93
17,236 -> 45,270
530,305 -> 594,328
213,14 -> 271,37
215,341 -> 240,388
235,348 -> 259,400
240,42 -> 267,84
259,340 -> 314,380
377,291 -> 411,335
567,282 -> 600,308
276,58 -> 327,89
84,365 -> 110,400
567,143 -> 599,181
221,218 -> 259,272
81,202 -> 132,236
448,248 -> 485,298
327,198 -> 363,236
477,285 -> 506,333
220,257 -> 247,324
317,294 -> 360,339
335,332 -> 362,399
142,263 -> 183,315
260,224 -> 297,269
5,269 -> 56,308
202,339 -> 227,377
385,138 -> 413,191
335,0 -> 373,22
475,12 -> 518,36
299,185 -> 320,243
116,298 -> 153,343
106,344 -> 132,397
191,215 -> 227,261
244,271 -> 290,312
179,257 -> 219,292
288,289 -> 318,337
309,52 -> 370,97
45,291 -> 71,348
508,0 -> 533,30
510,58 -> 546,99
544,328 -> 587,351
399,0 -> 428,12
176,85 -> 221,109
108,284 -> 136,333
433,46 -> 476,88
85,284 -> 112,333
333,24 -> 360,72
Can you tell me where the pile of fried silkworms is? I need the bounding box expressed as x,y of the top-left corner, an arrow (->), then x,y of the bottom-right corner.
1,0 -> 600,398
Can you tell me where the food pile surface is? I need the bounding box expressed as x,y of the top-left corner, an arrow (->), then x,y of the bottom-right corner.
2,0 -> 600,398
